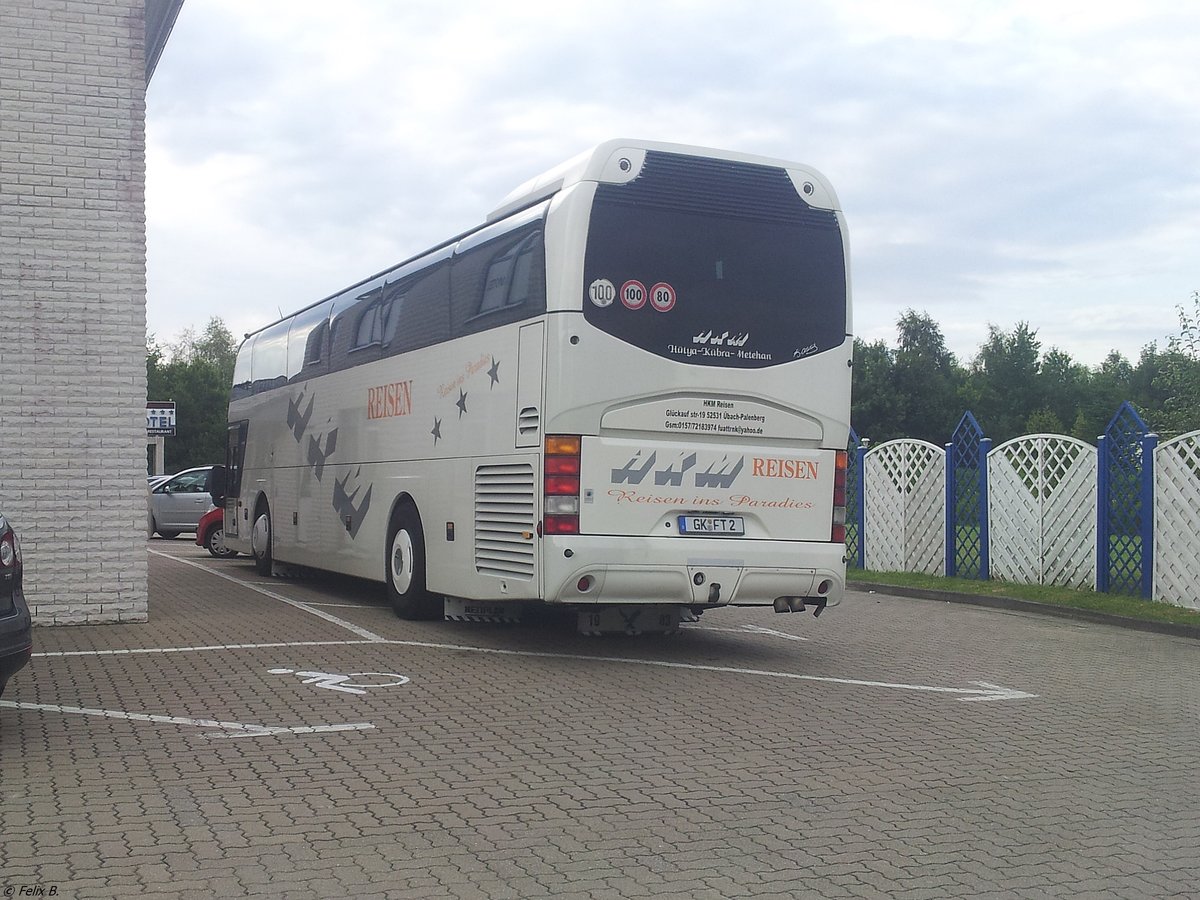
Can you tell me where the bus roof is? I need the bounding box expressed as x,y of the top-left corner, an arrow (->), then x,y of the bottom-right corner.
485,138 -> 839,223
239,139 -> 837,345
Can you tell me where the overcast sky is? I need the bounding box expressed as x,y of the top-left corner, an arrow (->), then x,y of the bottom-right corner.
145,0 -> 1200,367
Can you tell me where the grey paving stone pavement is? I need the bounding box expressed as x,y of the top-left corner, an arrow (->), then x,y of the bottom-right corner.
1,541 -> 1198,898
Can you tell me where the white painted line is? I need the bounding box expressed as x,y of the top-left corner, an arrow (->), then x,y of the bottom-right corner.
692,623 -> 810,642
739,624 -> 811,642
268,668 -> 411,695
34,639 -> 377,658
0,699 -> 375,737
207,723 -> 377,740
35,637 -> 1035,702
297,602 -> 378,610
349,639 -> 1036,702
149,549 -> 386,641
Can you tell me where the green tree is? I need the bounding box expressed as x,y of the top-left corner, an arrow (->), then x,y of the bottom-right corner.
891,309 -> 963,444
962,322 -> 1043,443
1024,407 -> 1065,435
1153,291 -> 1200,436
1075,350 -> 1135,441
147,317 -> 239,471
1038,347 -> 1089,434
850,337 -> 902,444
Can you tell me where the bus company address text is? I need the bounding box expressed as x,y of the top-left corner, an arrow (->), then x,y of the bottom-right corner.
665,400 -> 766,436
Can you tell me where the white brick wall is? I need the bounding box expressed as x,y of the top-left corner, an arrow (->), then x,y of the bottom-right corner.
0,0 -> 149,624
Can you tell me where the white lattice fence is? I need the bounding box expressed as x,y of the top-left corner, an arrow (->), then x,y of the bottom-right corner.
864,439 -> 945,574
1154,430 -> 1200,609
988,434 -> 1097,588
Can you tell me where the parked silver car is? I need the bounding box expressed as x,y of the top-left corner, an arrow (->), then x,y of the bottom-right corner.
147,466 -> 216,539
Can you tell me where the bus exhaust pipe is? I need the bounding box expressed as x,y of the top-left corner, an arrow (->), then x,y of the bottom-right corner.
774,597 -> 808,614
773,597 -> 827,616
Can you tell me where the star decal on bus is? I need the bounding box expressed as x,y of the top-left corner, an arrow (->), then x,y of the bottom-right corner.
431,417 -> 442,444
488,356 -> 500,387
456,388 -> 468,418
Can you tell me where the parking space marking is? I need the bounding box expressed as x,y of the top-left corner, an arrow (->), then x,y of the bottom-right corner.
149,549 -> 386,641
296,601 -> 378,610
33,636 -> 1037,702
34,639 -> 377,658
693,623 -> 810,642
0,699 -> 375,738
268,668 -> 411,694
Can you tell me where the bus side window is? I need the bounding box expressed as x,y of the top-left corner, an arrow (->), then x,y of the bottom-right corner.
451,227 -> 545,338
478,232 -> 540,314
381,291 -> 405,346
349,287 -> 386,362
251,319 -> 291,395
231,335 -> 256,401
328,282 -> 384,372
304,320 -> 328,369
382,259 -> 450,357
287,300 -> 333,383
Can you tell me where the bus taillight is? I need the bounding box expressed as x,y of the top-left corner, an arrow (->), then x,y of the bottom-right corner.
831,450 -> 848,543
544,435 -> 582,535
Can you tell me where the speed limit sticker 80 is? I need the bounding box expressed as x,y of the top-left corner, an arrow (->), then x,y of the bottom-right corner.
649,282 -> 676,312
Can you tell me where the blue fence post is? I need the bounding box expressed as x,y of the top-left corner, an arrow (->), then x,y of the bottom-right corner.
1099,403 -> 1151,596
944,442 -> 957,578
1096,434 -> 1109,593
979,436 -> 992,581
856,442 -> 868,570
947,412 -> 986,580
1141,432 -> 1158,599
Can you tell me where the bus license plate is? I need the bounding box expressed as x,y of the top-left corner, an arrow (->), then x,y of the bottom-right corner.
678,515 -> 744,536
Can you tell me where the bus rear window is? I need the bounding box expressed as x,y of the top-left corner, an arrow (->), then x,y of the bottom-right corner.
583,151 -> 847,367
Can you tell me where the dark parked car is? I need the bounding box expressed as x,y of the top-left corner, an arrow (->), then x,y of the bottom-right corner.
0,512 -> 32,698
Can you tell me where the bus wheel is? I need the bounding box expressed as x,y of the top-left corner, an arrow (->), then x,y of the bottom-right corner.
251,503 -> 272,576
387,504 -> 438,620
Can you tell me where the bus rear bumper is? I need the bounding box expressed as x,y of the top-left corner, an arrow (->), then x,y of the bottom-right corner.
543,536 -> 845,610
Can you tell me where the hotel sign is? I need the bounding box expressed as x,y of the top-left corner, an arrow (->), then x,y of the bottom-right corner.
147,401 -> 176,437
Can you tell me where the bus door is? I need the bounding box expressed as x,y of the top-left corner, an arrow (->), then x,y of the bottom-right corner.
224,421 -> 248,538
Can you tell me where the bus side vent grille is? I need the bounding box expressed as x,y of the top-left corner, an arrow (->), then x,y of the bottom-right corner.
518,406 -> 540,435
474,463 -> 536,579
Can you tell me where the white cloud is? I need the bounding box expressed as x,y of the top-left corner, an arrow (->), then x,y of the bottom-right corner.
146,0 -> 1200,365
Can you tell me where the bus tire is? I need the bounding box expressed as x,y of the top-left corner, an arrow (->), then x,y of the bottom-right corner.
387,504 -> 438,620
252,502 -> 273,576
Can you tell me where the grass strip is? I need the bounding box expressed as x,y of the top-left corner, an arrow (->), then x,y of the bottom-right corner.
848,568 -> 1200,629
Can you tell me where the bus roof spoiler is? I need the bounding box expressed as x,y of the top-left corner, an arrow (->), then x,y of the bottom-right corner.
485,139 -> 840,223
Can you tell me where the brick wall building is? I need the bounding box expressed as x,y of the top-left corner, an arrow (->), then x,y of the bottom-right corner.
0,0 -> 181,624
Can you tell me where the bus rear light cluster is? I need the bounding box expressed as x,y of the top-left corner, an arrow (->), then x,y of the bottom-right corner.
543,435 -> 581,535
831,449 -> 848,543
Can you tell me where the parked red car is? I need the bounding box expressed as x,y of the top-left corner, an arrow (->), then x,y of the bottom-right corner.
196,507 -> 237,559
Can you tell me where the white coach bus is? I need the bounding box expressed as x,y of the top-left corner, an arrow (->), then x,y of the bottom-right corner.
223,139 -> 852,633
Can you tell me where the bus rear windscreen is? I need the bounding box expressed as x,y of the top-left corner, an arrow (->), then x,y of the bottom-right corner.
582,151 -> 847,368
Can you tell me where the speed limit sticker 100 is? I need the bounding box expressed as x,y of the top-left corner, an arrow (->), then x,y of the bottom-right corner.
621,280 -> 647,310
588,278 -> 616,307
